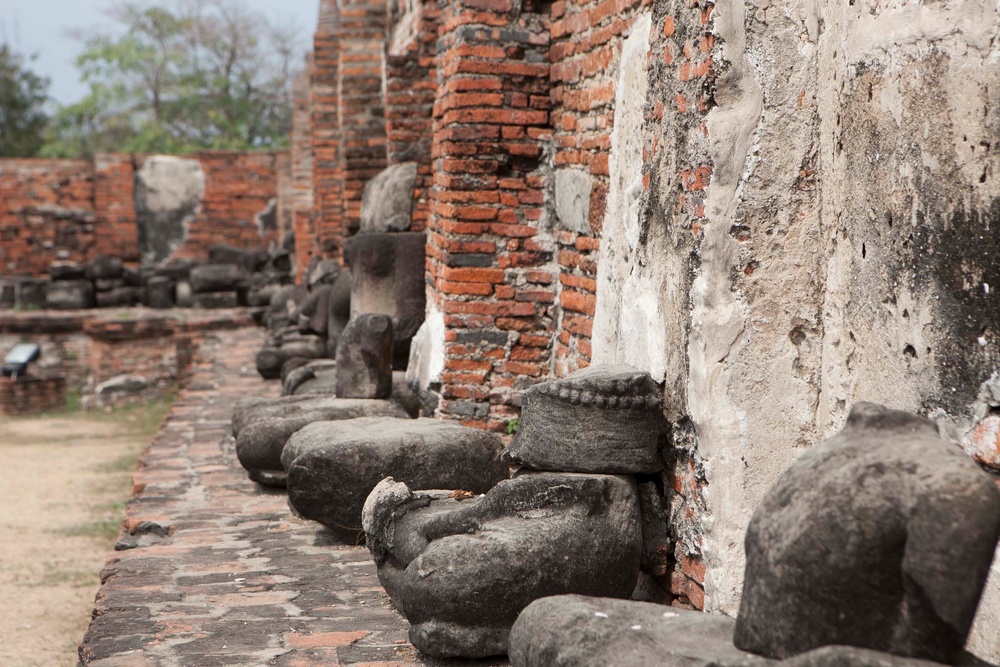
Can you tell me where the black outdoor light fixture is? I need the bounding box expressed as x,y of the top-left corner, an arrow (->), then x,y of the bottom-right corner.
2,343 -> 41,379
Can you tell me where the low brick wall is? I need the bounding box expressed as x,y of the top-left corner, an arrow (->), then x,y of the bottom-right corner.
0,308 -> 254,409
0,373 -> 67,416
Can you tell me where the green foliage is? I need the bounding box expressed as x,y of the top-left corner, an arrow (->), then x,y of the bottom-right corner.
506,417 -> 521,435
0,45 -> 49,157
42,0 -> 299,157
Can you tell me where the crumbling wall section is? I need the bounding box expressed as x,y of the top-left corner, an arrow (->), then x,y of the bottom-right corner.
549,0 -> 652,378
339,1 -> 389,236
385,0 -> 440,232
0,159 -> 98,276
292,67 -> 319,280
93,154 -> 140,264
0,152 -> 286,276
426,0 -> 555,431
632,0 -> 1000,638
311,0 -> 345,258
174,152 -> 286,262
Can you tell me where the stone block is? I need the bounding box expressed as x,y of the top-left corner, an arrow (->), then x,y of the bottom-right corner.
284,417 -> 508,539
191,291 -> 239,309
50,262 -> 85,281
734,403 -> 1000,663
335,314 -> 394,399
145,276 -> 174,309
45,280 -> 95,310
96,287 -> 144,308
85,255 -> 124,281
359,162 -> 418,233
190,264 -> 244,294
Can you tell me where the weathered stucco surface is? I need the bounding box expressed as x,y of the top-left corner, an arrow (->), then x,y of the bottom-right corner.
593,14 -> 676,386
608,0 -> 1000,654
135,156 -> 206,265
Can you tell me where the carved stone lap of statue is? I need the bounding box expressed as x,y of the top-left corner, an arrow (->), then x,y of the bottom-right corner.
362,472 -> 642,658
282,360 -> 337,397
509,595 -> 984,667
509,595 -> 766,667
233,397 -> 409,487
283,417 -> 508,541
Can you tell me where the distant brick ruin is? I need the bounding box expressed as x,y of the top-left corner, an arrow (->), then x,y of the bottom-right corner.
0,152 -> 290,276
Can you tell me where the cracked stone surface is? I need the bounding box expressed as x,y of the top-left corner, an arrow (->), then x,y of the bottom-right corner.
79,327 -> 506,666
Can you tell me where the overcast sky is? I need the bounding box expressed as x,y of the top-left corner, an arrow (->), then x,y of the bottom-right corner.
0,0 -> 319,105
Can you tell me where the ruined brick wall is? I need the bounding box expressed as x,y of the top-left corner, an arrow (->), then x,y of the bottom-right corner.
640,0 -> 717,613
292,67 -> 319,279
0,152 -> 287,277
549,0 -> 654,377
425,0 -> 555,431
168,151 -> 286,262
93,154 -> 141,264
0,159 -> 99,276
311,0 -> 345,258
339,1 -> 388,236
385,0 -> 440,232
0,374 -> 67,416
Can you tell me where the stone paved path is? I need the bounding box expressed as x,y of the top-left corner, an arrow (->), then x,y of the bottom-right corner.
80,327 -> 507,667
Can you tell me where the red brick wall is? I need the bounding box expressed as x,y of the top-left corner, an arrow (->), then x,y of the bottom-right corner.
385,0 -> 441,232
549,0 -> 653,377
0,159 -> 97,276
0,152 -> 286,277
311,0 -> 345,258
0,374 -> 67,415
426,0 -> 555,431
292,67 -> 319,280
93,154 -> 140,264
168,151 -> 286,263
339,1 -> 388,236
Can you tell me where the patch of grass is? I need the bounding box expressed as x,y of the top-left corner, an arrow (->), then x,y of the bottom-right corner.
64,390 -> 82,413
92,451 -> 140,473
84,391 -> 176,436
50,517 -> 123,542
29,565 -> 98,589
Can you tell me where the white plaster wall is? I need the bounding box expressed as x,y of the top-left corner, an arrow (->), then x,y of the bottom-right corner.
135,156 -> 206,265
593,14 -> 672,385
406,301 -> 444,392
626,0 -> 1000,652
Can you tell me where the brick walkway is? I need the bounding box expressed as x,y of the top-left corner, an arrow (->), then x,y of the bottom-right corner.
79,327 -> 507,667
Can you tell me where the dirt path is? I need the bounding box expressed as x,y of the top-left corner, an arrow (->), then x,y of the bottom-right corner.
0,403 -> 169,667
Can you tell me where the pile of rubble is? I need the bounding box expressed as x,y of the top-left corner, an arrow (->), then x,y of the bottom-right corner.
0,242 -> 293,312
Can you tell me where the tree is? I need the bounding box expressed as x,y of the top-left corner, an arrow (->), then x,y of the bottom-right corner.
42,0 -> 300,157
0,44 -> 49,157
